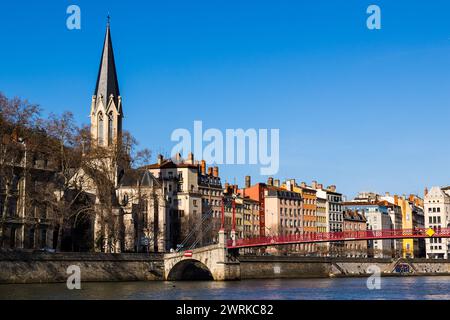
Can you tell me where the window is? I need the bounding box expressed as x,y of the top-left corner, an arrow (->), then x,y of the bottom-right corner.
40,229 -> 47,248
98,112 -> 104,145
39,205 -> 47,219
108,112 -> 114,145
28,229 -> 35,249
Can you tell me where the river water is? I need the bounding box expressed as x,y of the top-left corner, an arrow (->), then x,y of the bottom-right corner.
1,276 -> 450,300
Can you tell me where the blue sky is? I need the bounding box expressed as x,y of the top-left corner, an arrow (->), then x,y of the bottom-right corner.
1,1 -> 450,198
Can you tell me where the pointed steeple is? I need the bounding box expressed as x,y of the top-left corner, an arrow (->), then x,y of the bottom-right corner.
94,18 -> 120,109
90,17 -> 123,148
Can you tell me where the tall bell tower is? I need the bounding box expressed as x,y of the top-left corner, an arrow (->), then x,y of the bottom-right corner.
90,18 -> 123,148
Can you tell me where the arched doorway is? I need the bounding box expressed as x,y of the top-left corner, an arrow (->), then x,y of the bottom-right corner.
167,259 -> 214,281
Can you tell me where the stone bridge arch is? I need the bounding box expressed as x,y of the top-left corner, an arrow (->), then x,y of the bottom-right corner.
167,259 -> 214,280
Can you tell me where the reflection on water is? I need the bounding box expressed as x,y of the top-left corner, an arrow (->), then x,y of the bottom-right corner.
1,276 -> 450,300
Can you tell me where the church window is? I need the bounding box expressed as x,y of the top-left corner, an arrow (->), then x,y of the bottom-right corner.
98,112 -> 104,145
108,112 -> 114,145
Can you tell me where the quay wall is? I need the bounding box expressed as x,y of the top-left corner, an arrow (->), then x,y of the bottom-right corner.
238,256 -> 450,279
0,252 -> 164,284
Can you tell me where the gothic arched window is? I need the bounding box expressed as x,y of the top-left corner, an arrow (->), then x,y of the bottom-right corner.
108,112 -> 114,146
98,112 -> 104,145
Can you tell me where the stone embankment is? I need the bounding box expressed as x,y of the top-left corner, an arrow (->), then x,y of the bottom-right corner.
0,252 -> 164,284
1,252 -> 450,283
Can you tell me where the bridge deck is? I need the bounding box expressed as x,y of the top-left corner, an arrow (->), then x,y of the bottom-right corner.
227,228 -> 450,249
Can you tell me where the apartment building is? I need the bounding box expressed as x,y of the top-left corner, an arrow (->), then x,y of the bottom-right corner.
239,179 -> 267,237
146,153 -> 203,250
198,161 -> 223,244
343,200 -> 394,258
263,181 -> 302,254
311,182 -> 344,255
396,194 -> 425,258
315,189 -> 329,255
424,186 -> 450,259
343,210 -> 368,257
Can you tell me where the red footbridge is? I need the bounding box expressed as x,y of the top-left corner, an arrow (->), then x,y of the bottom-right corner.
226,228 -> 450,249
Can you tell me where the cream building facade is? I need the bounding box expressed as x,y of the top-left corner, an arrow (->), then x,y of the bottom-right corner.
424,186 -> 450,259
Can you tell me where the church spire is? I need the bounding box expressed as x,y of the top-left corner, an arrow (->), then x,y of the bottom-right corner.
90,18 -> 123,148
94,18 -> 120,110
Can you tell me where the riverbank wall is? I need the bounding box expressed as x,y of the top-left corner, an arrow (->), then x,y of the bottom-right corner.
0,252 -> 164,284
239,256 -> 450,279
1,252 -> 450,283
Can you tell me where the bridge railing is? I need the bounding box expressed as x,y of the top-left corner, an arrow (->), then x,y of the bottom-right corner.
227,227 -> 450,248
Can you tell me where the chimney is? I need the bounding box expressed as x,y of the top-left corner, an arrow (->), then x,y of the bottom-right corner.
245,176 -> 251,188
328,185 -> 336,192
233,184 -> 238,193
318,184 -> 323,189
385,192 -> 390,197
157,154 -> 163,165
267,177 -> 274,186
207,167 -> 213,176
213,166 -> 219,177
300,182 -> 307,188
200,160 -> 206,175
312,180 -> 317,189
290,179 -> 296,187
174,152 -> 181,163
424,187 -> 428,197
274,179 -> 280,187
224,182 -> 230,190
187,152 -> 194,164
286,180 -> 293,191
394,195 -> 398,205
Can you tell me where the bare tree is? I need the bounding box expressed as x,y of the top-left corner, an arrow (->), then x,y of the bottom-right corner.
0,93 -> 42,248
0,92 -> 160,253
42,112 -> 87,251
